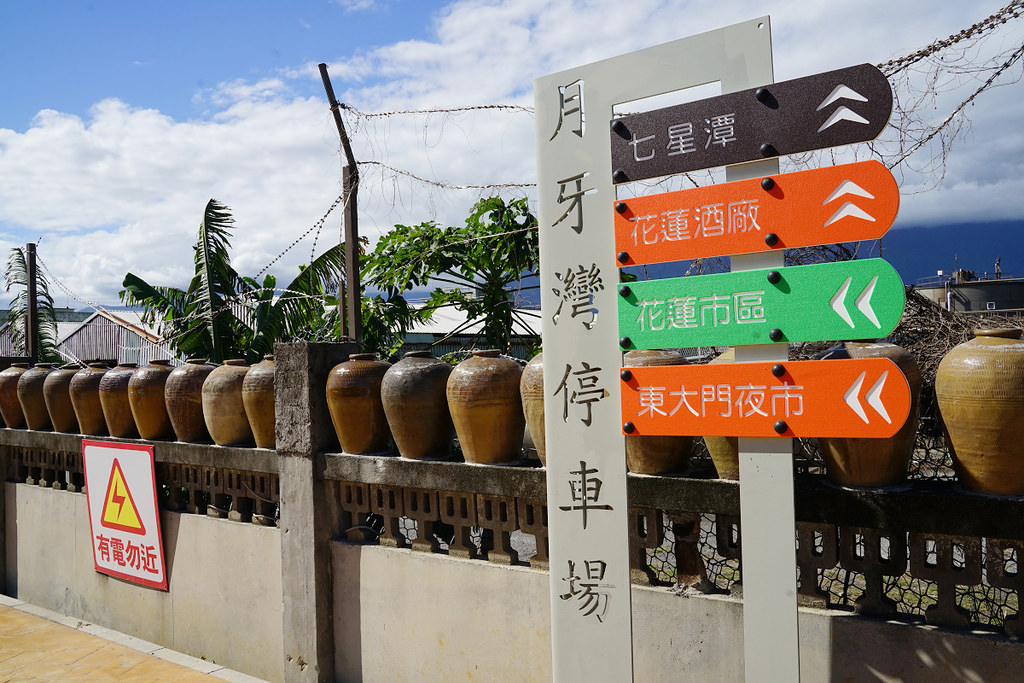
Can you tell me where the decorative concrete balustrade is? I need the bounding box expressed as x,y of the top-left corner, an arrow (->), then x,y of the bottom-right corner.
2,341 -> 1024,682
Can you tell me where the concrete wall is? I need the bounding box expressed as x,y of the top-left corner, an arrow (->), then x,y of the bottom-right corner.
333,542 -> 1024,682
5,483 -> 284,683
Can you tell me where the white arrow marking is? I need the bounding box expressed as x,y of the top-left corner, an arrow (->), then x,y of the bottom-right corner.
830,276 -> 855,328
865,371 -> 891,423
824,202 -> 876,227
823,180 -> 875,204
817,106 -> 870,133
844,371 -> 869,423
816,84 -> 869,111
855,276 -> 881,328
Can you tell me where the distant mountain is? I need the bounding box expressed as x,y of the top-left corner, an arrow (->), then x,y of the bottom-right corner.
878,220 -> 1024,285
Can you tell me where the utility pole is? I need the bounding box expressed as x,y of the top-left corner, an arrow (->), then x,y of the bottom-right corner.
25,243 -> 38,363
318,63 -> 363,345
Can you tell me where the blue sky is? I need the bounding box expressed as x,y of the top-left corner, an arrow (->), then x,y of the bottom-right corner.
0,1 -> 1022,307
0,1 -> 437,126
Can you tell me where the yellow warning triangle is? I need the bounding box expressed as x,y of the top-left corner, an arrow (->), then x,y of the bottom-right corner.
100,459 -> 146,535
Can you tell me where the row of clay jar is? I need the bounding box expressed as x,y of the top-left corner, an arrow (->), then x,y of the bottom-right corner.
330,348 -> 710,467
0,357 -> 276,448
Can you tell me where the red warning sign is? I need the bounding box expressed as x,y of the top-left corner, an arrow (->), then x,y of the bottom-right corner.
83,441 -> 167,590
100,459 -> 146,535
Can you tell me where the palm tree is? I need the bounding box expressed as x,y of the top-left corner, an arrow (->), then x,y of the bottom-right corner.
120,199 -> 344,363
4,245 -> 61,363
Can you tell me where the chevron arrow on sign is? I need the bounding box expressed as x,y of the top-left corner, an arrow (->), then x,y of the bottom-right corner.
612,160 -> 899,266
844,370 -> 892,424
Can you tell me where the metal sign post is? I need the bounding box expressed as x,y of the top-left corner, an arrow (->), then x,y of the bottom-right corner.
535,17 -> 775,681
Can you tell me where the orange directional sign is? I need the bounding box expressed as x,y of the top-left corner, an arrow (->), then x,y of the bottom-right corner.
619,358 -> 911,438
613,160 -> 899,266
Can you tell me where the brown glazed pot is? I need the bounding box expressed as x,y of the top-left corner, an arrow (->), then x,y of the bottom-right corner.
936,328 -> 1024,496
203,359 -> 254,446
326,353 -> 393,454
242,355 -> 276,449
704,348 -> 739,480
165,358 -> 215,443
818,342 -> 922,488
128,359 -> 174,440
0,363 -> 31,428
99,363 -> 139,437
381,351 -> 452,460
447,349 -> 525,464
69,362 -> 109,436
520,352 -> 546,466
17,363 -> 54,430
623,349 -> 693,475
43,364 -> 82,433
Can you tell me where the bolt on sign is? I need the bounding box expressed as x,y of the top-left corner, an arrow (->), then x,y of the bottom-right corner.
617,258 -> 906,349
83,440 -> 167,590
535,17 -> 781,681
609,63 -> 892,181
620,358 -> 911,439
613,159 -> 899,266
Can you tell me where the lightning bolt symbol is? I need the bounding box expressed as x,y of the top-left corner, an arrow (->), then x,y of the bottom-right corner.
111,481 -> 125,518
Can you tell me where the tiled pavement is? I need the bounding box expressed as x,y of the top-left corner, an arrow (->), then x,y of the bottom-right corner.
0,594 -> 266,682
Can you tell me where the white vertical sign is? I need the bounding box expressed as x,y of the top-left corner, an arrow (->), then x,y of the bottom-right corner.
535,18 -> 776,680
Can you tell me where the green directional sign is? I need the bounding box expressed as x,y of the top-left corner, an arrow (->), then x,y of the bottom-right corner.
617,259 -> 904,349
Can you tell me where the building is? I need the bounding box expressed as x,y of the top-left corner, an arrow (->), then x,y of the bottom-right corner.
915,267 -> 1024,315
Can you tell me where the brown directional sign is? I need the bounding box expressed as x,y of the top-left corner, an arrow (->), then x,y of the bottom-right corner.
613,160 -> 899,265
609,64 -> 892,182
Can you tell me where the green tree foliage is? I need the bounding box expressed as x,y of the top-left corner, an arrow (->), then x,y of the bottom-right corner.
4,246 -> 61,362
120,199 -> 344,363
364,196 -> 539,354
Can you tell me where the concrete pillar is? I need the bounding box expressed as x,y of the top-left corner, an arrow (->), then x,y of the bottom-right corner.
276,341 -> 356,682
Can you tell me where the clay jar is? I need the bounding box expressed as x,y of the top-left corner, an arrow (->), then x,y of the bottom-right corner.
936,328 -> 1024,496
520,352 -> 546,465
165,358 -> 215,443
43,364 -> 82,433
128,359 -> 174,440
0,363 -> 30,428
242,355 -> 276,449
381,351 -> 453,460
818,342 -> 922,488
704,348 -> 739,480
99,363 -> 139,437
623,349 -> 693,475
326,353 -> 393,454
17,363 -> 54,430
202,359 -> 254,446
69,363 -> 109,436
447,349 -> 525,464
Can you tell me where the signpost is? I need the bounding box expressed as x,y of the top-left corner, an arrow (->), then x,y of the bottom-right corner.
83,440 -> 167,590
613,160 -> 899,265
609,63 -> 892,181
535,17 -> 777,681
620,358 -> 912,438
537,16 -> 904,681
617,258 -> 906,348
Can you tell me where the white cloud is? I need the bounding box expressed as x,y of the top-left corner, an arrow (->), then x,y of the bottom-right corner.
0,0 -> 1022,309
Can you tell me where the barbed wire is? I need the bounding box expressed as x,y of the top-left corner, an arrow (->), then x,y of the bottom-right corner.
888,42 -> 1024,169
341,103 -> 533,118
253,189 -> 350,279
878,0 -> 1024,76
358,160 -> 536,190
